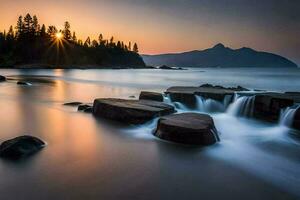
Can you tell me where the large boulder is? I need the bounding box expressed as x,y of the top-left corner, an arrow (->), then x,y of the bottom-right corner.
139,91 -> 163,102
93,98 -> 175,124
78,104 -> 93,113
154,113 -> 220,145
0,135 -> 45,159
253,93 -> 294,122
0,75 -> 6,82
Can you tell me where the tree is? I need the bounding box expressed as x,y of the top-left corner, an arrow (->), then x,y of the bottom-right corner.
98,34 -> 103,44
32,15 -> 39,35
128,42 -> 131,51
84,37 -> 91,47
47,26 -> 57,38
72,31 -> 77,42
133,43 -> 138,53
92,40 -> 98,47
40,24 -> 46,37
15,15 -> 23,38
63,21 -> 71,40
23,13 -> 33,34
7,26 -> 15,40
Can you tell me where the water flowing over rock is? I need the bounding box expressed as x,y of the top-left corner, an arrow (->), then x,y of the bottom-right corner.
0,135 -> 45,159
93,98 -> 175,124
139,91 -> 163,102
227,95 -> 255,117
154,113 -> 220,145
280,105 -> 300,131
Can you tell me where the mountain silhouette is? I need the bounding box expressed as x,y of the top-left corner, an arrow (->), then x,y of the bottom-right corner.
142,44 -> 298,68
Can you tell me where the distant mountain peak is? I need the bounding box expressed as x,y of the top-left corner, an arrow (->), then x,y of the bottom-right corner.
212,43 -> 225,49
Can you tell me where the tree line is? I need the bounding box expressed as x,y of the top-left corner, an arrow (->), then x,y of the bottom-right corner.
0,14 -> 143,67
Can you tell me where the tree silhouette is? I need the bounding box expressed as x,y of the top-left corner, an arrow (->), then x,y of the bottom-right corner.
63,21 -> 71,40
133,43 -> 139,53
0,14 -> 144,67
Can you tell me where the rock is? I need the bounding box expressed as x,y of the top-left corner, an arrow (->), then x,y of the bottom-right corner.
159,65 -> 173,70
0,135 -> 45,159
0,75 -> 6,82
139,91 -> 163,102
154,113 -> 220,145
253,93 -> 294,122
63,102 -> 83,106
285,92 -> 300,103
93,98 -> 175,124
17,81 -> 31,86
78,104 -> 93,113
128,95 -> 136,98
292,107 -> 300,131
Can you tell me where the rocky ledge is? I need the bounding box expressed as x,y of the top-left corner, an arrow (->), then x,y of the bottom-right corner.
154,113 -> 220,145
139,91 -> 163,102
0,135 -> 45,159
165,84 -> 247,107
93,98 -> 175,124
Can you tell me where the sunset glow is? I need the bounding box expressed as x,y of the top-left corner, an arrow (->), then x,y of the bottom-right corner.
55,32 -> 63,40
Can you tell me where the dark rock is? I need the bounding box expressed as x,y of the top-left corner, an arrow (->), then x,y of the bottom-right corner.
285,92 -> 300,103
139,91 -> 163,102
78,104 -> 93,113
17,81 -> 31,86
253,93 -> 294,122
63,102 -> 83,106
93,98 -> 175,124
0,135 -> 45,159
292,107 -> 300,131
128,95 -> 136,98
154,113 -> 220,145
159,65 -> 174,70
0,75 -> 6,82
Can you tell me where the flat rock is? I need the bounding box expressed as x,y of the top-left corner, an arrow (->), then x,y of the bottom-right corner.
63,102 -> 83,106
139,91 -> 163,102
253,93 -> 294,121
165,84 -> 244,107
93,98 -> 175,124
0,135 -> 45,159
154,113 -> 220,145
0,75 -> 6,82
17,81 -> 31,86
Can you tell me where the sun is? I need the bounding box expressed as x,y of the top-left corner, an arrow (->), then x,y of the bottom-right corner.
55,32 -> 63,40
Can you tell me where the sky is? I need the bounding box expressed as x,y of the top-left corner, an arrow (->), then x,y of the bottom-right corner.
0,0 -> 299,64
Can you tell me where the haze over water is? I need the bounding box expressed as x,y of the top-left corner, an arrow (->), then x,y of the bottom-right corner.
0,68 -> 299,199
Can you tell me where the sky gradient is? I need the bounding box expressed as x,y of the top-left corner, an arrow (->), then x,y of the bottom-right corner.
0,0 -> 299,64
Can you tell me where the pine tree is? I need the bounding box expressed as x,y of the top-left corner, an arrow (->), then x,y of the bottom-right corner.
92,40 -> 98,47
15,15 -> 23,38
40,24 -> 46,37
84,37 -> 91,47
133,43 -> 138,53
63,21 -> 71,40
47,26 -> 57,38
72,31 -> 77,42
128,42 -> 131,51
32,15 -> 39,35
23,13 -> 33,35
7,26 -> 14,40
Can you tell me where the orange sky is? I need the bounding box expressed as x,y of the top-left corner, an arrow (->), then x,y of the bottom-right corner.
0,0 -> 299,64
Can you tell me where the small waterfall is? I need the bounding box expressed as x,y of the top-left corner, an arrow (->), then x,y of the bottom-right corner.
196,95 -> 227,113
163,94 -> 172,105
279,106 -> 299,127
227,95 -> 255,117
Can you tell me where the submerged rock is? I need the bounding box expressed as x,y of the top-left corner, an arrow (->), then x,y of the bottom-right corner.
0,75 -> 6,82
63,102 -> 83,106
93,98 -> 175,124
154,113 -> 220,145
17,81 -> 31,86
0,135 -> 45,159
78,104 -> 93,113
139,91 -> 163,102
